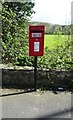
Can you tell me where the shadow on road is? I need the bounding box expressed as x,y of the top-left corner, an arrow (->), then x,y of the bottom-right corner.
39,107 -> 73,119
1,118 -> 72,120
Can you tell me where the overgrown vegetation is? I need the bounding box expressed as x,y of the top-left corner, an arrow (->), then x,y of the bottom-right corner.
2,1 -> 35,64
38,28 -> 73,70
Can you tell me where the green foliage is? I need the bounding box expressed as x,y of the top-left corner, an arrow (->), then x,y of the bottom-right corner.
2,1 -> 35,64
17,56 -> 34,66
38,33 -> 73,70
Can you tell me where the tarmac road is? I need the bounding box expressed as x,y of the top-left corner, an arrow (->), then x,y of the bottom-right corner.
1,91 -> 72,119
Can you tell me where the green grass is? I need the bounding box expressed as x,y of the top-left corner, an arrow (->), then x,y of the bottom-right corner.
44,35 -> 69,50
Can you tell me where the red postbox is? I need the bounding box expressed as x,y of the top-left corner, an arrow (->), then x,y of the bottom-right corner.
29,25 -> 45,56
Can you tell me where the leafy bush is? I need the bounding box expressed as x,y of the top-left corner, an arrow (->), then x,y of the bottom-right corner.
2,1 -> 35,64
37,34 -> 73,70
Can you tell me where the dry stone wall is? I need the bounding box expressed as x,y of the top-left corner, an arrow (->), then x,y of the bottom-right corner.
1,65 -> 73,90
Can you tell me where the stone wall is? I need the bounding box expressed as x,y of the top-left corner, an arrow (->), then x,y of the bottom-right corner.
2,69 -> 34,88
1,67 -> 73,90
37,70 -> 73,90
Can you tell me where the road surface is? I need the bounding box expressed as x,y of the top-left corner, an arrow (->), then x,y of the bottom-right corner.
1,91 -> 73,119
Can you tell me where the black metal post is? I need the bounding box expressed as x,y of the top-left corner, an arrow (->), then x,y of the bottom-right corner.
34,56 -> 37,92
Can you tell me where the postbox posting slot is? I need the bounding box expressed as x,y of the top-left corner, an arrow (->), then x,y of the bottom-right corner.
30,30 -> 44,32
